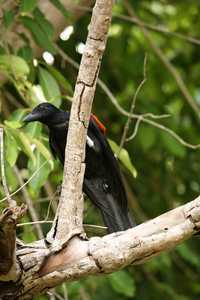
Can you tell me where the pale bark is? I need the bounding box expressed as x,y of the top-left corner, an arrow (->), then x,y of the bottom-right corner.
47,0 -> 114,249
0,195 -> 198,299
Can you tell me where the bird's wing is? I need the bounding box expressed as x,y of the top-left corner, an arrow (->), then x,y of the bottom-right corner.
49,129 -> 66,164
88,120 -> 128,211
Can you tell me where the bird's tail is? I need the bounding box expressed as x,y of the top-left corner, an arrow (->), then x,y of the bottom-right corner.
100,193 -> 134,233
84,182 -> 134,233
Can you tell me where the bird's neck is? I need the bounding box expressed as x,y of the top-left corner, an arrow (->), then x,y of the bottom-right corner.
45,111 -> 69,128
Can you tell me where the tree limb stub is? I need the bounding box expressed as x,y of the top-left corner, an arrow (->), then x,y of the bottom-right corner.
0,205 -> 27,282
47,0 -> 115,249
10,195 -> 200,298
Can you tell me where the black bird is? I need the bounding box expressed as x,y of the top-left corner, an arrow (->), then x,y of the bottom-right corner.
24,103 -> 134,233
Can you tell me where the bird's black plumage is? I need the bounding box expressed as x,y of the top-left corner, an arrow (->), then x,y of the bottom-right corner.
24,103 -> 134,233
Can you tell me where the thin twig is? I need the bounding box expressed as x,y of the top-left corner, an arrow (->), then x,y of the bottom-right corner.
44,181 -> 58,213
0,160 -> 48,203
116,14 -> 200,46
55,44 -> 200,150
0,127 -> 16,206
118,54 -> 147,154
13,166 -> 44,239
57,4 -> 200,46
141,117 -> 200,149
124,1 -> 200,121
17,220 -> 53,227
62,284 -> 69,300
126,116 -> 143,141
17,221 -> 107,231
55,44 -> 170,121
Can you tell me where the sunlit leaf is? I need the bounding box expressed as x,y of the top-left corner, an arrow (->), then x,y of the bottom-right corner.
38,67 -> 61,106
4,120 -> 23,129
46,65 -> 73,95
4,129 -> 19,166
109,139 -> 137,178
8,128 -> 36,165
5,162 -> 19,191
24,122 -> 42,138
20,0 -> 37,13
28,150 -> 51,191
0,55 -> 30,77
32,138 -> 54,169
7,108 -> 27,122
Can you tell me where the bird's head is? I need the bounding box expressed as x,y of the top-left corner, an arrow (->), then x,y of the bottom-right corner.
23,102 -> 64,126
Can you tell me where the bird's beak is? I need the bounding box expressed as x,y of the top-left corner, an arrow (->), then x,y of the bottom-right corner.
23,112 -> 40,123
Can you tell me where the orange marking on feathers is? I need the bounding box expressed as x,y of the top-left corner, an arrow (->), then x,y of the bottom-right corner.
91,114 -> 106,135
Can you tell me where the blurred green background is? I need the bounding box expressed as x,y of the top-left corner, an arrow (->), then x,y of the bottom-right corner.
0,0 -> 200,299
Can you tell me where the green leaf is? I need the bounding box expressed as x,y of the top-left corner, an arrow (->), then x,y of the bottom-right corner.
4,129 -> 19,166
28,150 -> 51,191
38,67 -> 61,106
109,139 -> 137,178
18,46 -> 33,62
49,0 -> 70,19
8,108 -> 27,122
20,0 -> 37,13
46,65 -> 73,95
24,122 -> 42,138
21,16 -> 56,54
0,55 -> 30,77
161,132 -> 186,158
32,138 -> 54,169
3,10 -> 14,27
8,128 -> 36,165
4,120 -> 23,129
33,8 -> 54,39
19,131 -> 36,165
108,270 -> 136,297
5,163 -> 19,191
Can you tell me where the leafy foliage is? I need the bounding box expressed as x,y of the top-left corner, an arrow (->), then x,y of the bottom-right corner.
0,0 -> 200,299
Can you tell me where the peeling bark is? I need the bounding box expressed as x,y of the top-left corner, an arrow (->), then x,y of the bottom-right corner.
0,205 -> 26,282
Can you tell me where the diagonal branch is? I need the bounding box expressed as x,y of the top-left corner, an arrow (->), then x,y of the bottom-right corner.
14,194 -> 200,298
47,0 -> 115,249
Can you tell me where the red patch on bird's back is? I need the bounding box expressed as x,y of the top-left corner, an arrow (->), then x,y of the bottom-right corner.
91,114 -> 106,135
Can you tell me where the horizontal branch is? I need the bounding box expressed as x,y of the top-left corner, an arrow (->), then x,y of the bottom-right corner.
13,195 -> 200,298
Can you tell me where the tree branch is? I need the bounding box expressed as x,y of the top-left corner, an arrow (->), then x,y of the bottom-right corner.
9,194 -> 200,298
47,0 -> 114,249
